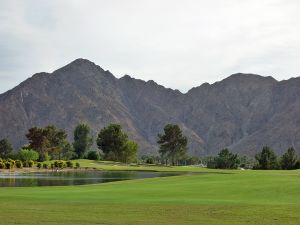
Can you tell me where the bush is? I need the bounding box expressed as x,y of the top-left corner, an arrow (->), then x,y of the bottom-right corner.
5,161 -> 13,169
66,161 -> 73,168
0,162 -> 5,169
54,161 -> 59,168
75,162 -> 80,168
28,160 -> 34,168
19,149 -> 39,162
50,163 -> 54,169
8,159 -> 15,167
22,161 -> 29,167
43,163 -> 49,169
37,162 -> 42,169
15,160 -> 23,168
58,161 -> 65,169
87,151 -> 100,160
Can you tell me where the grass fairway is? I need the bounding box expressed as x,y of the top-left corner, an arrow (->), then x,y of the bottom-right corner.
0,163 -> 299,225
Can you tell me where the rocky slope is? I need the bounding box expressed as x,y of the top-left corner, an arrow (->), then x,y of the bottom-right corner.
0,59 -> 299,156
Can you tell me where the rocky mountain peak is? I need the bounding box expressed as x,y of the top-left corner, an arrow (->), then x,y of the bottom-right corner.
0,60 -> 300,156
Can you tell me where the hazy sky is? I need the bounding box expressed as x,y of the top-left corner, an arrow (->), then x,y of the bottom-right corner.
1,0 -> 300,93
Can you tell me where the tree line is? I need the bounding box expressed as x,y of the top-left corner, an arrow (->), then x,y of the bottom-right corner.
1,122 -> 300,170
0,123 -> 138,164
199,146 -> 300,170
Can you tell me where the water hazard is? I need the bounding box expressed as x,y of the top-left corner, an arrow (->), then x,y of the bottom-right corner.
0,170 -> 181,187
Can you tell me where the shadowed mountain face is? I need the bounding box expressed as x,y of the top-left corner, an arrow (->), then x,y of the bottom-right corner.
1,59 -> 300,156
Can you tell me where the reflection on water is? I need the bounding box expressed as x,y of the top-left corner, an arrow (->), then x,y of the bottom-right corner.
0,170 -> 181,187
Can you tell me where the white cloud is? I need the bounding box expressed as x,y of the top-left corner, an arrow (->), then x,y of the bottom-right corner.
1,0 -> 300,93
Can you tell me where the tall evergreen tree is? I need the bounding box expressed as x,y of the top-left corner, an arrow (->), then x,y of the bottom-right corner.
215,148 -> 240,169
157,124 -> 188,165
73,123 -> 93,158
280,147 -> 297,170
255,146 -> 279,170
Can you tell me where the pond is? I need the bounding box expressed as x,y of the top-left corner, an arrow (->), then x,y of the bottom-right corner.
0,170 -> 182,187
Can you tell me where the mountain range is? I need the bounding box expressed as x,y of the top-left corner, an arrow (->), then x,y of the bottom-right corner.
1,58 -> 300,156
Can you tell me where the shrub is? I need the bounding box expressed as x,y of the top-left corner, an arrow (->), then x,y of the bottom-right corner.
37,162 -> 42,169
28,160 -> 34,168
42,152 -> 50,162
5,161 -> 13,169
22,161 -> 29,167
66,161 -> 73,168
54,161 -> 59,168
43,163 -> 49,169
87,151 -> 100,160
15,160 -> 23,168
50,163 -> 54,169
0,162 -> 5,169
8,159 -> 15,167
75,162 -> 80,168
57,160 -> 65,169
19,149 -> 39,162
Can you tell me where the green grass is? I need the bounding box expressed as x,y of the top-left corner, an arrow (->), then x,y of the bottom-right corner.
0,161 -> 299,225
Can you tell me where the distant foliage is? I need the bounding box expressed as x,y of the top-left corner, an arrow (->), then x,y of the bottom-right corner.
25,125 -> 68,161
280,147 -> 298,170
73,123 -> 93,159
37,162 -> 42,169
0,161 -> 5,169
239,156 -> 256,169
141,155 -> 161,164
87,150 -> 100,160
0,139 -> 13,159
62,143 -> 77,160
120,140 -> 138,163
15,160 -> 23,168
207,149 -> 240,169
19,148 -> 39,162
254,146 -> 279,170
157,124 -> 188,166
28,160 -> 34,168
97,124 -> 138,163
66,161 -> 73,168
53,160 -> 66,169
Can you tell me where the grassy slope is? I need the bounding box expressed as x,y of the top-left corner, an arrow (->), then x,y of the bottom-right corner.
0,161 -> 299,225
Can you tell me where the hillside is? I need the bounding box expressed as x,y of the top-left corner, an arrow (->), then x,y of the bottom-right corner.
1,59 -> 300,156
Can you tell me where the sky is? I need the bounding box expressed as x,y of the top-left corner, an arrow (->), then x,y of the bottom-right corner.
1,0 -> 300,93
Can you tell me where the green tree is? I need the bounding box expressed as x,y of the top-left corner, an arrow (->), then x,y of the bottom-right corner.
255,146 -> 279,170
120,140 -> 138,163
0,139 -> 13,159
157,124 -> 188,166
97,124 -> 138,163
214,148 -> 240,169
97,124 -> 128,160
61,143 -> 77,160
18,148 -> 39,162
45,125 -> 68,160
87,150 -> 101,160
26,127 -> 48,156
280,147 -> 297,170
73,123 -> 93,158
26,125 -> 68,161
